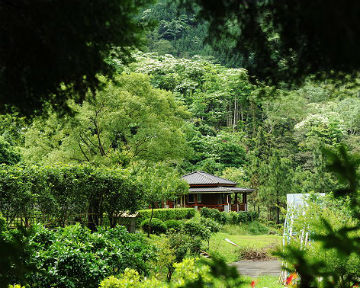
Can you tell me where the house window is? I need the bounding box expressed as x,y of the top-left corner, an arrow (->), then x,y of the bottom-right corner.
188,194 -> 195,203
197,194 -> 202,203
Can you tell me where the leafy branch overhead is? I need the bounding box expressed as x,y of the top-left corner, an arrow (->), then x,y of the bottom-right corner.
178,0 -> 360,84
0,0 -> 153,115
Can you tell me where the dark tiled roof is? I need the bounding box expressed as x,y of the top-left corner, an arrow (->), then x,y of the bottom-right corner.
189,186 -> 255,194
182,171 -> 236,185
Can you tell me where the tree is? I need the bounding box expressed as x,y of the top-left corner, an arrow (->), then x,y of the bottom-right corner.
0,0 -> 153,115
260,151 -> 294,223
179,0 -> 360,84
23,73 -> 190,167
0,136 -> 21,165
137,163 -> 188,237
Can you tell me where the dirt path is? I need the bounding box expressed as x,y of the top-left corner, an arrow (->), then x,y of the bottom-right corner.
231,260 -> 281,277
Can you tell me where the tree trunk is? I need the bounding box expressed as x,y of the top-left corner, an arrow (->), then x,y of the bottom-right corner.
147,203 -> 154,238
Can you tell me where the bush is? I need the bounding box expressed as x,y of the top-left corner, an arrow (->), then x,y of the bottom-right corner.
167,231 -> 202,262
141,218 -> 167,235
248,221 -> 269,235
183,219 -> 211,241
226,212 -> 239,224
199,217 -> 221,233
16,224 -> 155,288
165,220 -> 183,232
137,208 -> 195,224
99,269 -> 162,288
200,208 -> 226,224
0,214 -> 6,232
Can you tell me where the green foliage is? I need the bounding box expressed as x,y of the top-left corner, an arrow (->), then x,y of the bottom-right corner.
136,164 -> 189,213
276,146 -> 360,287
200,208 -> 226,224
200,208 -> 258,225
226,211 -> 259,224
1,0 -> 154,115
0,214 -> 6,232
164,220 -> 183,232
247,221 -> 269,235
0,227 -> 35,288
0,165 -> 140,229
130,53 -> 254,129
137,208 -> 195,223
173,256 -> 245,288
12,224 -> 154,288
141,218 -> 167,235
167,231 -> 202,262
0,136 -> 21,165
24,73 -> 190,166
99,269 -> 164,288
199,217 -> 221,233
183,219 -> 211,241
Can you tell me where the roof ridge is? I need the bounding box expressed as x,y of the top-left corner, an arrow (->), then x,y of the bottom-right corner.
198,171 -> 219,183
199,171 -> 236,184
182,171 -> 198,178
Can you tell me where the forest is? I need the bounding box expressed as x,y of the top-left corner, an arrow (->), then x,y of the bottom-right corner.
1,0 -> 360,287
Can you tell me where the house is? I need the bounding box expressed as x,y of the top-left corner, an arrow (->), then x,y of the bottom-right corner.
166,171 -> 254,212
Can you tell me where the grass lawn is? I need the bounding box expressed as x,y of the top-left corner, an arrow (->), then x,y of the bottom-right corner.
209,232 -> 281,263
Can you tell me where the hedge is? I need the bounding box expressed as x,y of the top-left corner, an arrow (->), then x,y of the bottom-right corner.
0,164 -> 141,230
137,208 -> 195,224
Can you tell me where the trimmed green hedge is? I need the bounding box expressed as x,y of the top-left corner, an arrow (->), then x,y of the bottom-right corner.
137,208 -> 195,224
0,164 -> 140,230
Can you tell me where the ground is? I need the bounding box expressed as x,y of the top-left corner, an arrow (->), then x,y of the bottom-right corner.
232,260 -> 281,277
144,222 -> 284,287
209,232 -> 281,263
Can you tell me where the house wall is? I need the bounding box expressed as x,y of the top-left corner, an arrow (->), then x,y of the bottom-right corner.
166,193 -> 248,211
190,193 -> 221,205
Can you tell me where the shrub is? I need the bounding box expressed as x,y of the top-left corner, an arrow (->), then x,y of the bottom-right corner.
141,218 -> 167,235
137,208 -> 195,224
0,214 -> 6,232
183,219 -> 211,241
226,212 -> 239,224
237,212 -> 248,223
167,231 -> 202,262
199,217 -> 221,233
165,220 -> 183,232
99,269 -> 163,288
247,211 -> 259,222
200,208 -> 226,224
248,221 -> 269,235
20,224 -> 154,288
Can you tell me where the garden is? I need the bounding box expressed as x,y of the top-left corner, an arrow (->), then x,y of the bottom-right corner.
2,0 -> 360,287
1,203 -> 283,288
